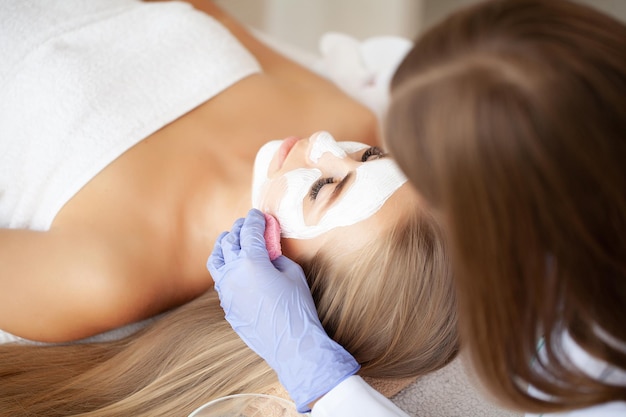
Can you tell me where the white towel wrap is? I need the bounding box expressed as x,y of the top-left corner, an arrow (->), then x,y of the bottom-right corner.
0,0 -> 260,231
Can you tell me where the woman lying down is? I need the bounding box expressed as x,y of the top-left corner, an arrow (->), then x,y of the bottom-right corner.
0,0 -> 458,415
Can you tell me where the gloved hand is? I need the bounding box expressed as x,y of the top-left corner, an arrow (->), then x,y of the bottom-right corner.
207,209 -> 360,413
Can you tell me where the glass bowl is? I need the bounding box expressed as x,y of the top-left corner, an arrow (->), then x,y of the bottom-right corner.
188,393 -> 308,417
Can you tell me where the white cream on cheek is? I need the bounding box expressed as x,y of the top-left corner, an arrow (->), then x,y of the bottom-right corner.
277,158 -> 406,239
251,140 -> 281,210
321,158 -> 407,230
275,168 -> 321,236
252,162 -> 324,237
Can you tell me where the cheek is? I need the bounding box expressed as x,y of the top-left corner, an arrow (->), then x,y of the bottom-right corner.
275,169 -> 322,237
254,169 -> 317,214
255,177 -> 287,213
251,140 -> 282,208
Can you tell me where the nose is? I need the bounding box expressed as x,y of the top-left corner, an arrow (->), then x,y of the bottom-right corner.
307,131 -> 347,164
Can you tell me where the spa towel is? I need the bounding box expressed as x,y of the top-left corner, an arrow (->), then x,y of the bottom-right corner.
0,0 -> 260,231
252,29 -> 413,121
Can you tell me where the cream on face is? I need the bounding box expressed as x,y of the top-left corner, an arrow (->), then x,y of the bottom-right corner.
252,131 -> 407,239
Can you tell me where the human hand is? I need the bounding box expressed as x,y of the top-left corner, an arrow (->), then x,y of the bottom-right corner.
207,209 -> 360,412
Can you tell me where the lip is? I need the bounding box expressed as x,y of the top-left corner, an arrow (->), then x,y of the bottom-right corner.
275,136 -> 301,170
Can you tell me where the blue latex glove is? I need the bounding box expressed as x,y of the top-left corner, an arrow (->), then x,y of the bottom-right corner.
207,209 -> 360,412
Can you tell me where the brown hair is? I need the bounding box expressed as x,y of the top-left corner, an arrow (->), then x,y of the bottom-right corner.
0,205 -> 457,416
386,0 -> 626,413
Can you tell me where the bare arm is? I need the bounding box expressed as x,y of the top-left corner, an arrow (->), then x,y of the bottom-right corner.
0,228 -> 163,342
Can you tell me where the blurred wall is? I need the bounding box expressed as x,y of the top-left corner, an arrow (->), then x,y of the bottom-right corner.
215,0 -> 626,54
214,0 -> 424,53
422,0 -> 626,31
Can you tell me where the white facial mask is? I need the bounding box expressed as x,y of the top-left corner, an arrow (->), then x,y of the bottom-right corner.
251,140 -> 282,212
309,131 -> 347,162
252,132 -> 407,239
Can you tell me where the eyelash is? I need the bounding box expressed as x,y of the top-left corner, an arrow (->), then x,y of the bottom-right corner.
361,146 -> 386,162
308,147 -> 387,200
309,177 -> 335,200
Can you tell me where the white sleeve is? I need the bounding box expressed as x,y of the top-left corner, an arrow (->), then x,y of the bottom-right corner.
526,333 -> 626,417
312,375 -> 411,417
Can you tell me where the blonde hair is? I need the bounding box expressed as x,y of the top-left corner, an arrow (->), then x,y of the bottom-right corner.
386,0 -> 626,413
0,209 -> 457,416
0,292 -> 275,416
302,208 -> 457,379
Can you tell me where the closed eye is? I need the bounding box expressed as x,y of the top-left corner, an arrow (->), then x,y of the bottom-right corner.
361,146 -> 387,162
309,177 -> 335,200
308,146 -> 384,202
